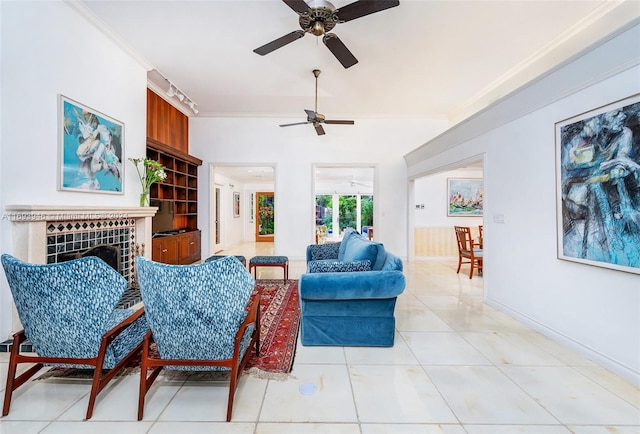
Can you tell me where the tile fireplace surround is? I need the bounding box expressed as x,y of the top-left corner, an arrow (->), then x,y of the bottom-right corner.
2,205 -> 157,335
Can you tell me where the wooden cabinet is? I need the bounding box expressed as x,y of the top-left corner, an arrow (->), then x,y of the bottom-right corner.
177,230 -> 201,264
146,89 -> 201,265
147,138 -> 202,231
152,235 -> 178,264
152,230 -> 201,265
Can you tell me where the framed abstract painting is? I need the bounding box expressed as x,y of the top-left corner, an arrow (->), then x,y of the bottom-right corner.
555,94 -> 640,274
58,95 -> 124,194
447,178 -> 483,216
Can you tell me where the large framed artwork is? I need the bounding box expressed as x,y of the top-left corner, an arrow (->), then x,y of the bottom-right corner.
58,95 -> 124,193
447,178 -> 483,216
555,94 -> 640,274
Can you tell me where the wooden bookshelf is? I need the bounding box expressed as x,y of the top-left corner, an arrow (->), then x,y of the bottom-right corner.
146,138 -> 202,232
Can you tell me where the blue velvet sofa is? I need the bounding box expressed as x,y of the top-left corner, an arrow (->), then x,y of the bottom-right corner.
299,229 -> 405,347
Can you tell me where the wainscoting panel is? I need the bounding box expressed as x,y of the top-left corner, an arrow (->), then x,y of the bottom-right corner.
415,226 -> 481,258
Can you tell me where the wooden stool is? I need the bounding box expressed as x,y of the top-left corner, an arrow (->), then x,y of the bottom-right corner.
249,256 -> 289,283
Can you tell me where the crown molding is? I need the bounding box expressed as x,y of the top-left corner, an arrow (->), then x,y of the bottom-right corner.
449,0 -> 639,125
64,0 -> 154,71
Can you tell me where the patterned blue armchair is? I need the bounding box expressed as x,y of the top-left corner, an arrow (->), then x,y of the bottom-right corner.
1,254 -> 148,420
135,256 -> 260,422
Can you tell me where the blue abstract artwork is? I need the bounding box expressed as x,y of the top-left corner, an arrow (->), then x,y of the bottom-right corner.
556,94 -> 640,274
59,96 -> 124,193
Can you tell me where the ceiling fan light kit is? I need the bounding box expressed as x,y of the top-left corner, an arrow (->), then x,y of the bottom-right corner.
254,0 -> 400,69
280,69 -> 355,136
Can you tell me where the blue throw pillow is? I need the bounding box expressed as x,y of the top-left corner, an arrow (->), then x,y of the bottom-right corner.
340,234 -> 386,270
308,260 -> 372,273
337,228 -> 359,260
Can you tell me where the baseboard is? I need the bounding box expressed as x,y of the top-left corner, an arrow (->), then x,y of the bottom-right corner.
486,297 -> 640,386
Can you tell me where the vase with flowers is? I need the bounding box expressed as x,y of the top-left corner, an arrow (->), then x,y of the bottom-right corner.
129,157 -> 167,206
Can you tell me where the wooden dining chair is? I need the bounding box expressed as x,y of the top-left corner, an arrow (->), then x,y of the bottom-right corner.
454,226 -> 483,279
477,225 -> 483,248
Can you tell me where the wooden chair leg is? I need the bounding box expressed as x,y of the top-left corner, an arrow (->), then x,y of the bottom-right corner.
456,255 -> 462,273
2,342 -> 20,417
226,366 -> 238,422
3,334 -> 44,417
86,367 -> 104,420
138,335 -> 162,421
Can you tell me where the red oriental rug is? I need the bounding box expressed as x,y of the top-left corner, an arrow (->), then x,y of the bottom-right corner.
245,279 -> 300,376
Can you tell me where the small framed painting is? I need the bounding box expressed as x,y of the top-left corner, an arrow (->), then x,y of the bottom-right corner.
58,95 -> 124,193
447,178 -> 483,216
555,93 -> 640,274
233,192 -> 240,217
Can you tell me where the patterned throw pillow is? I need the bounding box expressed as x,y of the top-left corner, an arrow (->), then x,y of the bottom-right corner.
308,242 -> 341,261
308,260 -> 372,273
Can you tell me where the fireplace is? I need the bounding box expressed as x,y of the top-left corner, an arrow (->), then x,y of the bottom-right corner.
3,205 -> 156,337
45,219 -> 137,289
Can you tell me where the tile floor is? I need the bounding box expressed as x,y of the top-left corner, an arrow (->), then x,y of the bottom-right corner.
1,242 -> 638,433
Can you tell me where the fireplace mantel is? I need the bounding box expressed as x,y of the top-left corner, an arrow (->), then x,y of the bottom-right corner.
5,205 -> 157,334
5,205 -> 157,263
4,205 -> 158,221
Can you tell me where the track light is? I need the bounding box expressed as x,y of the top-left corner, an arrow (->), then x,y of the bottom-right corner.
160,73 -> 199,116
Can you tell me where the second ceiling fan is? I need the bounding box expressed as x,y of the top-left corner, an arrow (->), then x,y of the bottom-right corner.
254,0 -> 400,68
280,69 -> 354,136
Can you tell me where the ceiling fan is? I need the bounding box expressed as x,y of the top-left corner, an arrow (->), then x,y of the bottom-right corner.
254,0 -> 400,68
280,69 -> 354,136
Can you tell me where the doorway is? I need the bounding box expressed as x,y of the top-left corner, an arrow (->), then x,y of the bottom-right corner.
313,165 -> 375,242
255,191 -> 275,242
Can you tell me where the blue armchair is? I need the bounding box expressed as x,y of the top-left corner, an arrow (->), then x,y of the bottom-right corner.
135,256 -> 260,422
299,229 -> 405,347
1,254 -> 148,420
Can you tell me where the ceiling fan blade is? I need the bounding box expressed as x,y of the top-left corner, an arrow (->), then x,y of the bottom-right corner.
253,30 -> 305,55
280,121 -> 311,127
314,123 -> 326,136
305,109 -> 319,121
335,0 -> 400,22
283,0 -> 311,15
324,120 -> 355,125
323,33 -> 358,69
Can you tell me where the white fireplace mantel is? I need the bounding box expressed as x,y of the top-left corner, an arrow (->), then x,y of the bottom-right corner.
5,205 -> 157,264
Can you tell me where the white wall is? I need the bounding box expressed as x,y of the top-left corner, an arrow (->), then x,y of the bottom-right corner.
191,118 -> 448,260
211,172 -> 245,251
406,24 -> 640,384
0,1 -> 148,340
414,168 -> 484,227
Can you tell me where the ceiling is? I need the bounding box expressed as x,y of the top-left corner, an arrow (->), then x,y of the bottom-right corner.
79,0 -> 635,124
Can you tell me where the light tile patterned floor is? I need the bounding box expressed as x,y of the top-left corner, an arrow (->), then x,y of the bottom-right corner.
1,242 -> 638,433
